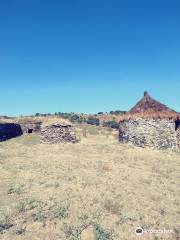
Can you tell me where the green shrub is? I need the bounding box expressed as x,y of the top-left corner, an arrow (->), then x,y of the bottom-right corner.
109,110 -> 126,115
70,114 -> 80,123
95,224 -> 113,240
87,117 -> 100,126
103,121 -> 119,129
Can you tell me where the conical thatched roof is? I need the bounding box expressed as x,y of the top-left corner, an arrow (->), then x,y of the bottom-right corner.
120,91 -> 180,120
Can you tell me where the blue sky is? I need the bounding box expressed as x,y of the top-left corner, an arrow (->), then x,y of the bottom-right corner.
0,0 -> 180,116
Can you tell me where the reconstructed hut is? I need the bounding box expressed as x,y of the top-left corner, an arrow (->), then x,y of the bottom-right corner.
0,123 -> 22,141
40,121 -> 79,144
119,92 -> 180,150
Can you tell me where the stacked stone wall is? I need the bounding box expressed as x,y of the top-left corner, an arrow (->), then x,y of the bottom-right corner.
176,126 -> 180,149
19,122 -> 42,133
119,118 -> 177,150
40,124 -> 79,144
0,123 -> 22,141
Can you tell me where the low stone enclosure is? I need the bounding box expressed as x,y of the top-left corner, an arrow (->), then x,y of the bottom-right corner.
177,126 -> 180,149
119,92 -> 180,150
0,123 -> 22,141
40,123 -> 79,144
0,118 -> 79,144
0,92 -> 179,148
16,119 -> 42,134
119,118 -> 180,150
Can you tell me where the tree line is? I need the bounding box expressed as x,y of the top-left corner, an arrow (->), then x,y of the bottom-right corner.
33,111 -> 126,130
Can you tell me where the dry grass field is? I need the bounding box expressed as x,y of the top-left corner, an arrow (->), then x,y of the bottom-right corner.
0,124 -> 179,240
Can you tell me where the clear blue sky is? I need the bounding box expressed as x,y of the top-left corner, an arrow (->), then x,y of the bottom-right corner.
0,0 -> 180,116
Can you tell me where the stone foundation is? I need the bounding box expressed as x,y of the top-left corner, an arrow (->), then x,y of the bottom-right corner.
16,120 -> 42,133
119,118 -> 178,150
0,123 -> 23,141
177,127 -> 180,149
40,123 -> 79,144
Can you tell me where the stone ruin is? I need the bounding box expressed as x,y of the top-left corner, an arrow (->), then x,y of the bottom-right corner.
0,117 -> 41,142
119,92 -> 180,150
16,119 -> 42,134
40,122 -> 79,144
176,117 -> 180,149
119,118 -> 178,149
0,117 -> 79,144
0,123 -> 22,141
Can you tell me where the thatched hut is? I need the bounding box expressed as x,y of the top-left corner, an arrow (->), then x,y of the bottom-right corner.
119,92 -> 180,150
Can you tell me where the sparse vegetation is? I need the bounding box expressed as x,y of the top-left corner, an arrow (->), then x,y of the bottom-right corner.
7,185 -> 24,195
0,123 -> 179,239
87,117 -> 100,126
95,224 -> 113,240
103,120 -> 119,129
109,110 -> 126,115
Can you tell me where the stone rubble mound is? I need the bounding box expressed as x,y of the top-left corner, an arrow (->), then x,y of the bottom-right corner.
40,123 -> 79,144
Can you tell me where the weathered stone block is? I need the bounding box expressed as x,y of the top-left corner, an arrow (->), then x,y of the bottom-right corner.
0,123 -> 23,141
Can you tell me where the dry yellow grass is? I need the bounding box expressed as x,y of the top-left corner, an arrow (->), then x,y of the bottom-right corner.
0,116 -> 71,124
0,124 -> 179,240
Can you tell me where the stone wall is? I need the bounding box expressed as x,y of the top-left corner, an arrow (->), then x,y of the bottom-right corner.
176,126 -> 180,149
0,123 -> 23,141
15,119 -> 42,133
40,123 -> 79,144
18,122 -> 42,133
119,118 -> 178,150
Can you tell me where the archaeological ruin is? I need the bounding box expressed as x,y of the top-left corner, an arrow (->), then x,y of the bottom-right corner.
0,117 -> 79,144
119,92 -> 180,150
16,119 -> 42,134
40,122 -> 79,144
0,123 -> 23,141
